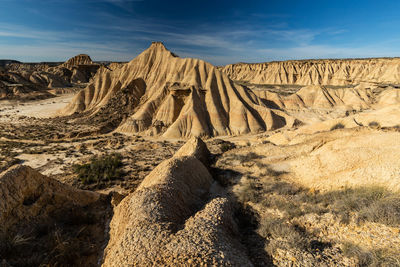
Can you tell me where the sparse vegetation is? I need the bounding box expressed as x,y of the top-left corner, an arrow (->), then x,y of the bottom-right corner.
0,202 -> 111,266
330,122 -> 345,130
228,152 -> 263,164
233,168 -> 400,265
368,121 -> 381,128
238,175 -> 400,227
0,233 -> 33,257
342,242 -> 374,266
220,142 -> 234,152
303,186 -> 400,226
342,242 -> 400,266
73,152 -> 123,184
236,177 -> 262,203
256,162 -> 288,177
259,217 -> 308,253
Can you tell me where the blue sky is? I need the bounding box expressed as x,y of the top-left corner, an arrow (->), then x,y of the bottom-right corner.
1,0 -> 400,65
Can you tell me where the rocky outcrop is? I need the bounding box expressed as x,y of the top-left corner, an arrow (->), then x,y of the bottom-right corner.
0,165 -> 99,234
107,62 -> 125,71
174,136 -> 211,166
61,54 -> 93,68
102,137 -> 252,266
266,127 -> 400,192
61,42 -> 296,138
61,54 -> 99,84
0,165 -> 111,266
0,54 -> 100,99
222,58 -> 400,85
0,70 -> 54,100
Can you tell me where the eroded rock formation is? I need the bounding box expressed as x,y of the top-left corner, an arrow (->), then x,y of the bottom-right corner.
0,165 -> 99,234
0,54 -> 100,99
253,84 -> 372,110
102,137 -> 252,266
222,58 -> 400,85
0,165 -> 111,266
61,42 -> 296,138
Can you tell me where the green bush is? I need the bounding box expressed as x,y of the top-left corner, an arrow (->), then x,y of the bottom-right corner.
73,153 -> 123,184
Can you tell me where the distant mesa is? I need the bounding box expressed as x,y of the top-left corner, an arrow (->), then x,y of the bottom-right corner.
61,54 -> 94,68
61,42 -> 297,138
221,58 -> 400,85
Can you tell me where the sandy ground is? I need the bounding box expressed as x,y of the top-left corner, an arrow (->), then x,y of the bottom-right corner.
0,94 -> 183,194
0,94 -> 74,121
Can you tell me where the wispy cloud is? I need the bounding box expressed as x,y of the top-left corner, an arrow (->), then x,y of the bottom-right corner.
256,44 -> 400,61
0,0 -> 392,65
0,23 -> 94,41
0,17 -> 349,64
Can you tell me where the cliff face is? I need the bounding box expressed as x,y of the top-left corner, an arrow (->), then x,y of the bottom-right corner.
221,58 -> 400,85
253,84 -> 373,111
62,42 -> 296,138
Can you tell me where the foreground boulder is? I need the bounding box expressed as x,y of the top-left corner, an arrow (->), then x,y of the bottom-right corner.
0,165 -> 99,233
0,165 -> 109,266
102,138 -> 252,266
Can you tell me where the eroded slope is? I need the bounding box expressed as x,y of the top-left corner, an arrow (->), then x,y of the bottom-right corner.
62,42 -> 296,138
222,58 -> 400,86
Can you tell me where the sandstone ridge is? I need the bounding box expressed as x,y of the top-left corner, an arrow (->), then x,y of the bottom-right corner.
102,137 -> 253,266
222,58 -> 400,85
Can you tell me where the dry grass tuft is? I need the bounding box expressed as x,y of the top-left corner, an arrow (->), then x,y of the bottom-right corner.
330,122 -> 345,131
